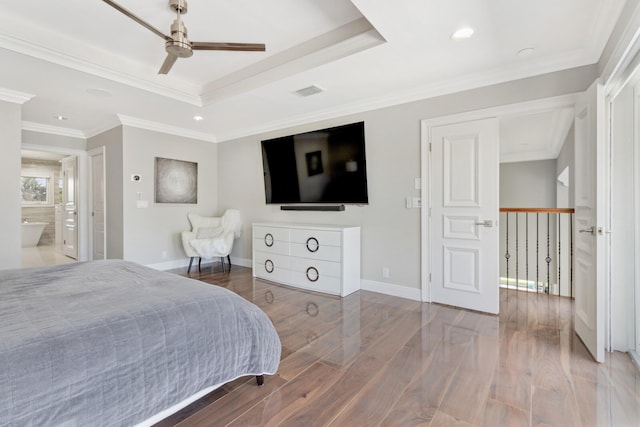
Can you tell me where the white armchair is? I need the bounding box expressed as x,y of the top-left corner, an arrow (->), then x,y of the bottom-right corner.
181,209 -> 242,273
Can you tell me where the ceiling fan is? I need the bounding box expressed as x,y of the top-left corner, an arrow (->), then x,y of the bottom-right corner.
102,0 -> 266,74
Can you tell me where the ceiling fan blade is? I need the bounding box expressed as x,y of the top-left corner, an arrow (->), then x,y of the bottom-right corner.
102,0 -> 170,41
158,54 -> 178,74
191,42 -> 266,52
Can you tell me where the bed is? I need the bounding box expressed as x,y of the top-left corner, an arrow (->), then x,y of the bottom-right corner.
0,260 -> 281,426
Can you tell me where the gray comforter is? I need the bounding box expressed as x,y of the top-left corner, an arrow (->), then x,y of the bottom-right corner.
0,260 -> 281,426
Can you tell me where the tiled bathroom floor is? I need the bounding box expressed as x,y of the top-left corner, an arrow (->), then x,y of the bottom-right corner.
21,245 -> 77,269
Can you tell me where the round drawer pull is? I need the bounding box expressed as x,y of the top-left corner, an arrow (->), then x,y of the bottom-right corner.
265,259 -> 274,273
306,237 -> 319,252
306,266 -> 319,282
264,233 -> 274,247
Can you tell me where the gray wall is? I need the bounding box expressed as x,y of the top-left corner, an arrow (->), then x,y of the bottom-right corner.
218,65 -> 597,291
500,160 -> 558,208
0,100 -> 22,269
120,126 -> 218,265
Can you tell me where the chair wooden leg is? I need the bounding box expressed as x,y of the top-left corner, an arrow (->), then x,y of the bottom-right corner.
187,257 -> 194,273
227,255 -> 232,271
198,257 -> 202,272
220,256 -> 225,272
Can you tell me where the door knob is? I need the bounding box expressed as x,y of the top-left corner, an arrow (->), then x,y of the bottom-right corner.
579,226 -> 595,234
475,220 -> 493,227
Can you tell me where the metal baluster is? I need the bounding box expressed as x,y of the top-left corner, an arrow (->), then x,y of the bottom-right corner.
570,213 -> 574,298
505,212 -> 510,289
546,213 -> 551,294
526,213 -> 529,290
536,213 -> 539,293
557,213 -> 561,296
516,212 -> 519,290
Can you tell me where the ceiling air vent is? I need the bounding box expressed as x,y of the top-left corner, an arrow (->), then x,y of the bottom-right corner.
295,85 -> 325,97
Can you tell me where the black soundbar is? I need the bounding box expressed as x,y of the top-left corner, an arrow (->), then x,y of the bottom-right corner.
280,205 -> 345,211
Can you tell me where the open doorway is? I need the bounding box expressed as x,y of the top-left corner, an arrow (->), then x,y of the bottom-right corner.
20,149 -> 77,268
421,94 -> 578,314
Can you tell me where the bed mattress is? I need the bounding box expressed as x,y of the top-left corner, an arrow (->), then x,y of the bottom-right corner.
0,260 -> 281,426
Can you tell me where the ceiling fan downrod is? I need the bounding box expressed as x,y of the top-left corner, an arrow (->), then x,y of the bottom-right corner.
166,0 -> 192,58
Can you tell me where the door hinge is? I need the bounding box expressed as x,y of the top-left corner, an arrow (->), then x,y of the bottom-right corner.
429,273 -> 432,282
429,143 -> 432,152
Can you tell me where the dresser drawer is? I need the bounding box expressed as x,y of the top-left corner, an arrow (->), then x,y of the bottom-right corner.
290,241 -> 341,262
289,256 -> 342,278
290,270 -> 341,295
254,252 -> 291,282
254,225 -> 290,243
254,236 -> 289,255
290,229 -> 341,247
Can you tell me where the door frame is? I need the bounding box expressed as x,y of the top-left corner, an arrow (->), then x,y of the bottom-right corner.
88,146 -> 106,260
420,94 -> 579,303
21,143 -> 89,261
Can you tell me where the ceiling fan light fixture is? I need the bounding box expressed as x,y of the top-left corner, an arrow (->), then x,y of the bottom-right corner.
193,115 -> 204,121
53,115 -> 68,121
451,27 -> 474,40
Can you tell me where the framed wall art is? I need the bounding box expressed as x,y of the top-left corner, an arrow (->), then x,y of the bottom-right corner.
154,157 -> 198,204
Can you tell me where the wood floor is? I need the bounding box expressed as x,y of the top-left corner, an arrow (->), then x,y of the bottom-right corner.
156,264 -> 640,427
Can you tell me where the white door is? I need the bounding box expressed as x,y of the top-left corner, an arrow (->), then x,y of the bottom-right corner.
61,156 -> 78,260
91,151 -> 105,260
574,79 -> 606,362
430,117 -> 499,314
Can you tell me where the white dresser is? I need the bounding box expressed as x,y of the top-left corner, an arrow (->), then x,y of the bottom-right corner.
252,223 -> 361,296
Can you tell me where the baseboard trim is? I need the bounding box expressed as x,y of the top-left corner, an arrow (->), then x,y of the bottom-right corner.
146,256 -> 252,272
360,279 -> 422,301
146,259 -> 190,271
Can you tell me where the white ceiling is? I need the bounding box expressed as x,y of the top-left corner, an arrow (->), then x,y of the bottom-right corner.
0,0 -> 626,160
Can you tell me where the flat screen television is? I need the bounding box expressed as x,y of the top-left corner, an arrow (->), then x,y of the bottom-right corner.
261,121 -> 368,205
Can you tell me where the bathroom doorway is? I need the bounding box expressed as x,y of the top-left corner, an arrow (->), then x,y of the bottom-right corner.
21,149 -> 77,268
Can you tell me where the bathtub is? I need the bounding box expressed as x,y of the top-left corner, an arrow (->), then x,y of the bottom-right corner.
22,222 -> 48,247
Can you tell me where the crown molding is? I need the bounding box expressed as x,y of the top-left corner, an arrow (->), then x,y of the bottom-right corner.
0,31 -> 202,106
117,114 -> 217,143
500,149 -> 557,164
83,116 -> 123,140
215,61 -> 585,143
0,87 -> 35,104
22,121 -> 86,139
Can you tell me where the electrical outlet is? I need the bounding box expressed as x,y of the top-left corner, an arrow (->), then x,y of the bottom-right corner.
405,197 -> 412,209
382,267 -> 390,278
412,197 -> 422,208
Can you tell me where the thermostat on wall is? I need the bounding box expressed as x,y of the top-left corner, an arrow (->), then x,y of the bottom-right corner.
131,174 -> 141,182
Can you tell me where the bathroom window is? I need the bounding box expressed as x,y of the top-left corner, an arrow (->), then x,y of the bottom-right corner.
21,175 -> 52,205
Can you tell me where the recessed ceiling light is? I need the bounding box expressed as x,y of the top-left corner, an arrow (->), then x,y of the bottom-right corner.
53,115 -> 68,121
517,47 -> 535,57
451,27 -> 474,40
193,115 -> 204,121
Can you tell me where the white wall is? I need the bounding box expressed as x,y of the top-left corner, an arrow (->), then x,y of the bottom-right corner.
0,100 -> 22,269
218,65 -> 598,292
